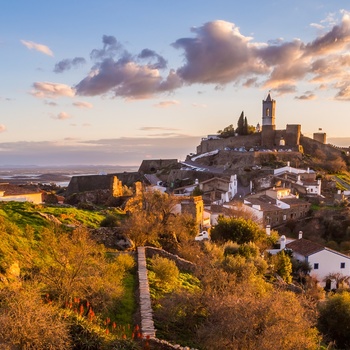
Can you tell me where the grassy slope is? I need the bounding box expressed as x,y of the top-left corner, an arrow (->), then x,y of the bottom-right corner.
0,201 -> 106,233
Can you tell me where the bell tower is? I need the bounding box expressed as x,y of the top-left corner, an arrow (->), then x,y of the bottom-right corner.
262,92 -> 276,128
261,93 -> 276,147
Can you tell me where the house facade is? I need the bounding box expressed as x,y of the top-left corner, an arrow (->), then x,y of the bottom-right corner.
284,236 -> 350,289
199,175 -> 237,205
243,187 -> 310,227
273,162 -> 322,197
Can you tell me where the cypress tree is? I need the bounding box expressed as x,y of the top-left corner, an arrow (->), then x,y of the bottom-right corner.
244,116 -> 249,135
236,111 -> 244,135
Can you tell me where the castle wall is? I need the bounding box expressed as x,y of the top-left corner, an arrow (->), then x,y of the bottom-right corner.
313,132 -> 327,144
197,133 -> 261,154
261,126 -> 276,148
285,124 -> 301,146
66,172 -> 142,196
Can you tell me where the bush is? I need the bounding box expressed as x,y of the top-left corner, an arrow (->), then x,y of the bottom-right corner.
318,292 -> 350,348
100,214 -> 120,227
0,286 -> 71,350
149,255 -> 180,293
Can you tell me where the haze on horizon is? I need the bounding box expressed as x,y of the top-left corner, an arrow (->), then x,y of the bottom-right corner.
1,1 -> 350,166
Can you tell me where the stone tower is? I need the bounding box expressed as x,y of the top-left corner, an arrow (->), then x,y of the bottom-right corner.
261,93 -> 276,147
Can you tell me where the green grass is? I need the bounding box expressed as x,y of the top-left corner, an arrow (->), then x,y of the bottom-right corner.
112,272 -> 137,328
0,201 -> 107,233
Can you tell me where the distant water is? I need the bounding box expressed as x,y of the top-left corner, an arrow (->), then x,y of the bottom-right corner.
0,164 -> 139,187
327,137 -> 350,147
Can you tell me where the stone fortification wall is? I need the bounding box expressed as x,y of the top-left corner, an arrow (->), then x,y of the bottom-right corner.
196,133 -> 261,154
66,174 -> 113,196
301,136 -> 344,159
285,124 -> 301,146
314,132 -> 327,144
261,126 -> 276,148
66,172 -> 142,196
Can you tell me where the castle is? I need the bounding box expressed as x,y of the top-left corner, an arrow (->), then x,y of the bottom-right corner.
197,93 -> 326,154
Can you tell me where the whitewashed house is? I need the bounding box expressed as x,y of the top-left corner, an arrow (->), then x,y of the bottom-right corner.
274,162 -> 322,196
281,233 -> 350,289
199,175 -> 238,205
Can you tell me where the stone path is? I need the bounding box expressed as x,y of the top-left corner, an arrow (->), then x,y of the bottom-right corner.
137,246 -> 156,338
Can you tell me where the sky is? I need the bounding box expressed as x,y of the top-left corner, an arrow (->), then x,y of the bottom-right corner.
1,0 -> 350,166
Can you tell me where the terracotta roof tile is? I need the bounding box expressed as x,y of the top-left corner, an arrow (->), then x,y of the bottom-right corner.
286,238 -> 324,256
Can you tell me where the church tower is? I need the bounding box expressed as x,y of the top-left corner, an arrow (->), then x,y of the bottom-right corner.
262,93 -> 276,128
261,93 -> 276,147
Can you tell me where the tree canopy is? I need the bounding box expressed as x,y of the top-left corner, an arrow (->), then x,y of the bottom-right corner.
211,216 -> 267,244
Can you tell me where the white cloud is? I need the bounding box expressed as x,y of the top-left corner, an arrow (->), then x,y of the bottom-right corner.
21,40 -> 53,56
51,112 -> 71,120
73,101 -> 93,108
31,82 -> 75,98
153,100 -> 180,108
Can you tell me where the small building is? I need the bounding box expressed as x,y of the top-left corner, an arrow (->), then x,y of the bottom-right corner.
273,162 -> 321,197
199,175 -> 238,205
243,187 -> 310,227
284,236 -> 350,289
0,184 -> 42,204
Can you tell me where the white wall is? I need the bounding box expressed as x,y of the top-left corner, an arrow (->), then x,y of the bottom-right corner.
307,249 -> 350,287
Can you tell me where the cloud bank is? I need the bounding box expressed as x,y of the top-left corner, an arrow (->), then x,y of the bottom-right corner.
36,11 -> 350,101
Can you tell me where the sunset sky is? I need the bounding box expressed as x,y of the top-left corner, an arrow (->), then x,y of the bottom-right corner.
1,0 -> 350,166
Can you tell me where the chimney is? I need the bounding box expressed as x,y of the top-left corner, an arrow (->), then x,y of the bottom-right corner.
298,231 -> 303,239
280,235 -> 286,250
266,225 -> 271,236
287,161 -> 290,167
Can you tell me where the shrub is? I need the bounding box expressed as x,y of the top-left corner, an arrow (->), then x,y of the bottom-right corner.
149,255 -> 180,292
0,286 -> 71,350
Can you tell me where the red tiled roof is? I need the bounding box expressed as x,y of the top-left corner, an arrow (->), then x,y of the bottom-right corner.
286,238 -> 324,256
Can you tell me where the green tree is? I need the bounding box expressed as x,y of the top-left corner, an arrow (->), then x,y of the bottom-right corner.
211,216 -> 266,244
123,190 -> 197,250
217,124 -> 235,138
244,116 -> 249,135
236,111 -> 244,135
318,291 -> 350,348
274,250 -> 293,283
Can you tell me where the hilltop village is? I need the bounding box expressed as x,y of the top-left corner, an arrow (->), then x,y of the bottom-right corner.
1,93 -> 350,237
1,94 -> 350,349
62,93 -> 350,225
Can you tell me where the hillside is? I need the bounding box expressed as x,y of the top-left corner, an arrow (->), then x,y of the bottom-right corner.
186,134 -> 349,175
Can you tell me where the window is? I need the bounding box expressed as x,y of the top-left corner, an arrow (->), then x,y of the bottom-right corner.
341,262 -> 345,269
314,263 -> 319,270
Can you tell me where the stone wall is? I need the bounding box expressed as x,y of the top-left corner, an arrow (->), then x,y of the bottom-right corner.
66,172 -> 142,196
196,133 -> 261,154
137,246 -> 198,350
